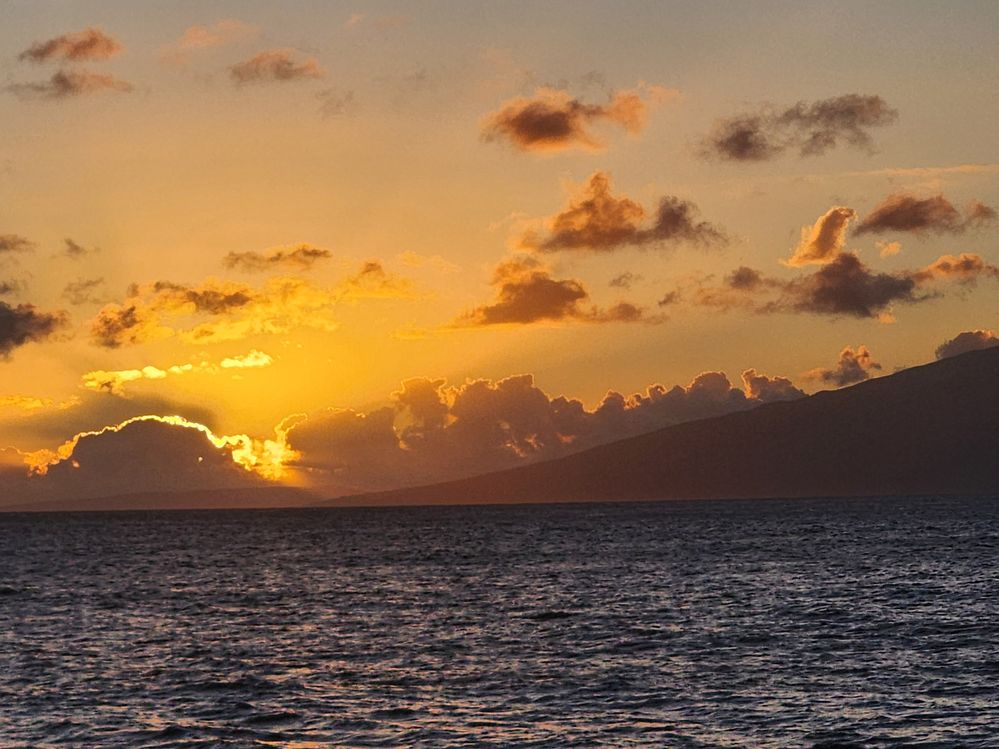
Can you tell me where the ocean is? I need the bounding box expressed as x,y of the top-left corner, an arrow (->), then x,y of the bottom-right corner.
1,495 -> 997,747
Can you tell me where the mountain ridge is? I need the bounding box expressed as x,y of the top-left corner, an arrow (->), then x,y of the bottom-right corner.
318,346 -> 999,507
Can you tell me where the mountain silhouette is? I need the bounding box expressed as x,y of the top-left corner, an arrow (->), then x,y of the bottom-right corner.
322,346 -> 999,507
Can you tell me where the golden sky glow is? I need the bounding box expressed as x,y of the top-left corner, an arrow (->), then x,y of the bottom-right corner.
1,2 -> 998,502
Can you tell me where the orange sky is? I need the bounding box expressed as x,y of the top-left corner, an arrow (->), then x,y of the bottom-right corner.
1,2 -> 998,502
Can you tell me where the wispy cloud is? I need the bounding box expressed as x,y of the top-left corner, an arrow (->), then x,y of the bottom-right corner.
699,94 -> 897,161
230,50 -> 326,85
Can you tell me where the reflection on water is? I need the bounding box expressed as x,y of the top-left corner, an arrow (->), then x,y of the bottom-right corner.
1,495 -> 998,747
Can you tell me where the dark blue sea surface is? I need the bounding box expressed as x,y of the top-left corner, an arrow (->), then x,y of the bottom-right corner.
1,495 -> 997,747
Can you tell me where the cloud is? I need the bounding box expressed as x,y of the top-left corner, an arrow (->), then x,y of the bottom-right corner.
90,301 -> 170,348
609,271 -> 642,289
230,50 -> 326,85
9,69 -> 133,99
5,415 -> 299,506
19,27 -> 123,63
803,345 -> 882,387
161,19 -> 258,63
519,171 -> 725,252
877,241 -> 901,258
935,329 -> 999,360
910,253 -> 999,284
741,369 -> 805,402
90,262 -> 416,347
397,251 -> 460,273
0,280 -> 23,295
0,235 -> 36,254
481,84 -> 676,153
785,206 -> 856,267
316,88 -> 357,118
456,256 -> 648,327
222,244 -> 332,272
769,253 -> 919,318
686,251 -> 998,319
82,349 -> 273,396
285,368 -> 804,495
855,193 -> 997,235
0,395 -> 75,412
62,278 -> 108,305
0,302 -> 69,357
700,94 -> 897,161
62,238 -> 95,258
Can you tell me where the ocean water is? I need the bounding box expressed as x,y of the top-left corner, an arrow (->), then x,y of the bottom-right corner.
1,496 -> 997,748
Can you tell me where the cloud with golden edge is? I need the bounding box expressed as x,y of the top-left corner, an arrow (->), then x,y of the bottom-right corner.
81,350 -> 273,396
935,330 -> 999,360
785,206 -> 856,267
0,395 -> 78,412
803,345 -> 882,387
26,414 -> 299,482
877,241 -> 901,258
481,83 -> 676,153
89,262 -> 417,347
519,172 -> 725,253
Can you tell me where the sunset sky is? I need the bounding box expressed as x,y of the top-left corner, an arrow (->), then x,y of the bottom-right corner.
1,1 -> 998,503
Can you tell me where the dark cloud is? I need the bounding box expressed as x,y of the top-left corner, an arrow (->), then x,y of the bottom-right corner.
457,256 -> 647,327
786,206 -> 856,267
144,280 -> 254,314
0,234 -> 36,254
700,94 -> 897,161
657,290 -> 680,307
223,244 -> 332,272
62,278 -> 107,305
481,85 -> 672,153
0,281 -> 23,295
460,257 -> 589,325
855,193 -> 997,235
19,27 -> 123,63
726,266 -> 765,290
689,250 -> 998,320
609,271 -> 642,289
779,253 -> 917,317
230,50 -> 326,85
935,330 -> 999,360
520,171 -> 725,252
63,238 -> 95,258
317,89 -> 357,118
11,418 -> 269,506
803,345 -> 882,387
285,369 -> 804,495
0,302 -> 68,357
8,69 -> 133,99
